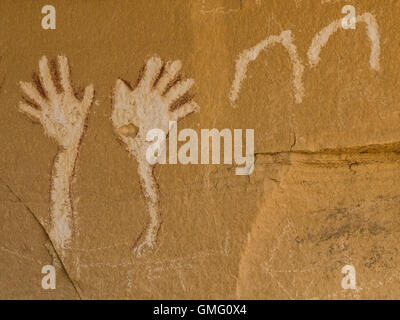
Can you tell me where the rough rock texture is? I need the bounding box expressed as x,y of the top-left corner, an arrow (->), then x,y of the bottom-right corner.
1,0 -> 400,299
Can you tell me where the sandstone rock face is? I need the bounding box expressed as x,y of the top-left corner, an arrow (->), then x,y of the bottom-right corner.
1,0 -> 400,299
238,149 -> 400,299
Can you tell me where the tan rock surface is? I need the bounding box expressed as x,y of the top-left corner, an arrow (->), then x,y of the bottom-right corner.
1,0 -> 400,299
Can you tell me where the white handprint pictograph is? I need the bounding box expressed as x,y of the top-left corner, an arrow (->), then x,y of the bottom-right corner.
19,55 -> 94,255
112,56 -> 199,257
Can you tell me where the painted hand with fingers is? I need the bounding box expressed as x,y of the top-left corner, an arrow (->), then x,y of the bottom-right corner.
19,56 -> 94,150
112,55 -> 199,257
19,55 -> 95,253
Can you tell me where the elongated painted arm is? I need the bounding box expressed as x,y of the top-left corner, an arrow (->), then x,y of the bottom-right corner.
49,147 -> 78,253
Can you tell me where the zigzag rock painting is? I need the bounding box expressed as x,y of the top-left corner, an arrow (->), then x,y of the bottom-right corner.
1,0 -> 400,303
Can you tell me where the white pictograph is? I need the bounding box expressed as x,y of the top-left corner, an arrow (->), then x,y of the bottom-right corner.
230,12 -> 380,107
308,12 -> 380,71
19,55 -> 94,255
111,56 -> 199,257
230,30 -> 305,106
